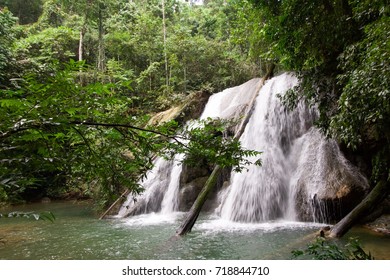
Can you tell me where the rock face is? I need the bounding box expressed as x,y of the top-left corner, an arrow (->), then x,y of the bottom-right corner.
178,163 -> 212,212
148,90 -> 211,126
291,129 -> 370,223
295,184 -> 368,223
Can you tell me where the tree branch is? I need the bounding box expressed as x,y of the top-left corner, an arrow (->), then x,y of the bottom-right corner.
70,120 -> 176,139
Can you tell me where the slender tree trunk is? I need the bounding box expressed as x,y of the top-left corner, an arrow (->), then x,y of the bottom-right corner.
329,180 -> 389,238
176,65 -> 275,236
162,0 -> 169,88
149,60 -> 152,91
97,6 -> 106,73
78,24 -> 86,84
79,28 -> 84,62
183,66 -> 187,93
79,12 -> 88,62
99,189 -> 130,220
78,12 -> 88,84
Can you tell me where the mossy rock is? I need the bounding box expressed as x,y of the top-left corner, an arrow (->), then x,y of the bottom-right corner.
148,90 -> 211,126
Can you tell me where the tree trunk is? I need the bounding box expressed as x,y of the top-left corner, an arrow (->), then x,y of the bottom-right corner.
176,65 -> 275,236
162,0 -> 169,88
183,66 -> 187,93
97,6 -> 106,73
99,189 -> 130,220
329,180 -> 389,238
78,16 -> 87,84
176,165 -> 223,235
78,29 -> 84,62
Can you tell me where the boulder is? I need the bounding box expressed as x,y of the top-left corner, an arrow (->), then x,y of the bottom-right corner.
179,176 -> 209,211
295,182 -> 368,223
180,163 -> 210,184
292,129 -> 370,223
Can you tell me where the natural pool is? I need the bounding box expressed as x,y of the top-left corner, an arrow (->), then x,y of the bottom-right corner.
1,201 -> 389,260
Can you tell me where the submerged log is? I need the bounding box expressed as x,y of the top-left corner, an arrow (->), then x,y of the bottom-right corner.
176,65 -> 275,236
329,180 -> 389,238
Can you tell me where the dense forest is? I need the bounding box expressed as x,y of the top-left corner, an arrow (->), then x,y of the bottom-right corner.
0,0 -> 388,218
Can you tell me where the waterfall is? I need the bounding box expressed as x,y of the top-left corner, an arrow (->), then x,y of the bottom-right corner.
117,157 -> 175,217
217,73 -> 368,223
118,78 -> 262,218
217,73 -> 316,222
288,128 -> 369,223
119,73 -> 368,224
160,154 -> 183,214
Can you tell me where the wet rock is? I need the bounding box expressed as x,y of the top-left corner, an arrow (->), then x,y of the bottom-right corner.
148,90 -> 211,126
179,177 -> 209,211
295,181 -> 368,224
292,129 -> 370,223
180,163 -> 210,184
124,187 -> 165,216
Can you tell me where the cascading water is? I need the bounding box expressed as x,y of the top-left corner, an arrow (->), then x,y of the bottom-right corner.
117,157 -> 176,217
118,78 -> 262,218
217,73 -> 368,223
160,154 -> 184,214
289,128 -> 369,223
217,73 -> 317,222
119,73 -> 368,224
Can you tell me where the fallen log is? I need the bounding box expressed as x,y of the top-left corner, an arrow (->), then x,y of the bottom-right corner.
176,165 -> 223,235
329,180 -> 389,238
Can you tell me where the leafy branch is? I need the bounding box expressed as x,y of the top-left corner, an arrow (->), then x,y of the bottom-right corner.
0,211 -> 55,222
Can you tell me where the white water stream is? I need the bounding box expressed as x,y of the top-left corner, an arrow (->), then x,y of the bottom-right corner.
218,73 -> 311,222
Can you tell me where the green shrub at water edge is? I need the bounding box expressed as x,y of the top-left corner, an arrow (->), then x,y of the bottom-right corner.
292,237 -> 374,260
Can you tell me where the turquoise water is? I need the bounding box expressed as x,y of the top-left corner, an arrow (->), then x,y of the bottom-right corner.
0,201 -> 389,260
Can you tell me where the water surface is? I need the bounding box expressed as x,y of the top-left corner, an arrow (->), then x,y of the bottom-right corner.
1,201 -> 388,260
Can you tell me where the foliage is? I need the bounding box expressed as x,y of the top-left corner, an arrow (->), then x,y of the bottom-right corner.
292,237 -> 374,260
251,0 -> 358,71
14,26 -> 78,74
167,118 -> 262,172
249,0 -> 389,188
0,60 -> 261,206
0,61 -> 154,204
228,0 -> 271,72
0,0 -> 42,25
0,8 -> 17,85
0,211 -> 55,222
2,0 -> 261,110
331,16 -> 390,151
